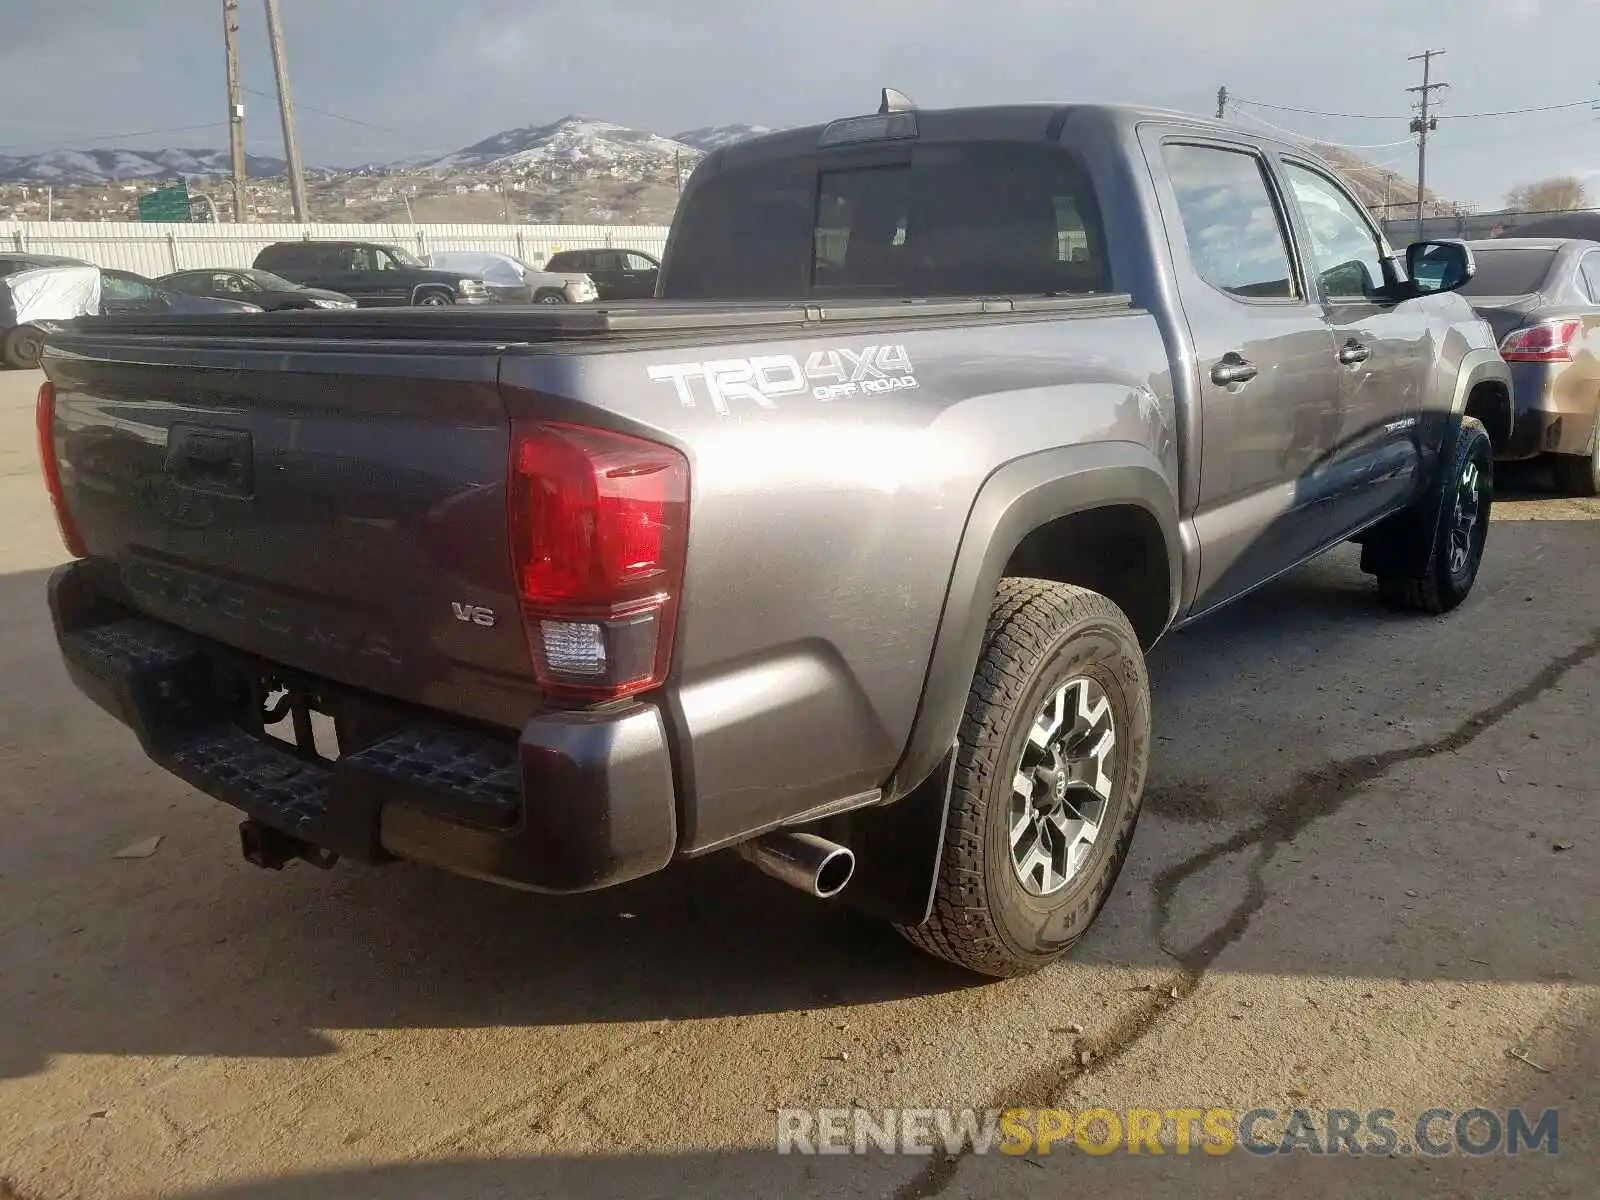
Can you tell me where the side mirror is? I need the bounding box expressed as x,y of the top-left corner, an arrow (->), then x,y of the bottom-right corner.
1404,239 -> 1475,297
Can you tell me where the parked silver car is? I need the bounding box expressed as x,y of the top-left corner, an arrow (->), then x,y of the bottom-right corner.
426,250 -> 597,304
1461,237 -> 1600,494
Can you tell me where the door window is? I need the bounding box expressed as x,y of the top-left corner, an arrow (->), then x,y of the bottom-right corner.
100,271 -> 158,302
1162,143 -> 1298,301
623,252 -> 656,271
1282,162 -> 1388,301
347,246 -> 397,272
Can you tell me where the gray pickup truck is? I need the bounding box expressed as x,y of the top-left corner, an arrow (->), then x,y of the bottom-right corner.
38,97 -> 1510,978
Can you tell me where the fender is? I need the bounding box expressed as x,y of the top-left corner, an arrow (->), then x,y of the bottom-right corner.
886,440 -> 1180,802
1450,348 -> 1513,416
836,443 -> 1179,927
409,283 -> 454,306
1419,348 -> 1513,483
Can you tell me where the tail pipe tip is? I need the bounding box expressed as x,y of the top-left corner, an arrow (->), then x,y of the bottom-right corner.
738,831 -> 856,899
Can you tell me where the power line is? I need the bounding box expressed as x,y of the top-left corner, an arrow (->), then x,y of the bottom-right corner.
1231,94 -> 1600,121
1230,97 -> 1397,120
1435,98 -> 1600,120
240,86 -> 410,138
0,122 -> 225,154
1232,107 -> 1414,150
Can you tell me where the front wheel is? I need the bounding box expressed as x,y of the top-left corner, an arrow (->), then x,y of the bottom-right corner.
415,291 -> 453,307
2,324 -> 44,370
1372,415 -> 1494,614
896,579 -> 1152,978
534,290 -> 568,305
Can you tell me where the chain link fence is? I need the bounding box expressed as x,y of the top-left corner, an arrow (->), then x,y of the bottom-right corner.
1376,207 -> 1600,245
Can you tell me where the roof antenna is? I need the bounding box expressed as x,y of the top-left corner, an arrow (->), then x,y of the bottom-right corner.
879,88 -> 916,114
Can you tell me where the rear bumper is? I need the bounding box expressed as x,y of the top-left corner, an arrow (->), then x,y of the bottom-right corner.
48,561 -> 678,892
1499,363 -> 1595,459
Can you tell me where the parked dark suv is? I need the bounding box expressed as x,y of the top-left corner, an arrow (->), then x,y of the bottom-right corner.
252,240 -> 493,307
543,248 -> 660,300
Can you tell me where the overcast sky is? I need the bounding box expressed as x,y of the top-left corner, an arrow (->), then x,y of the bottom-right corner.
0,0 -> 1595,210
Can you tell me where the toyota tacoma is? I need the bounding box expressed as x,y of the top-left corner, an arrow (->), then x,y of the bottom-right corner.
37,96 -> 1510,977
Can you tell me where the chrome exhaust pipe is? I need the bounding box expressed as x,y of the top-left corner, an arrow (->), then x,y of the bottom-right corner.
739,831 -> 856,899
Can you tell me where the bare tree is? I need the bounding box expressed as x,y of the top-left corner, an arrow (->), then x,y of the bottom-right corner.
1504,176 -> 1593,213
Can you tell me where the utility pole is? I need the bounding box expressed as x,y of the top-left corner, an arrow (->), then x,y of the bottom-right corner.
263,0 -> 309,221
1215,86 -> 1228,120
222,0 -> 248,222
1407,49 -> 1448,242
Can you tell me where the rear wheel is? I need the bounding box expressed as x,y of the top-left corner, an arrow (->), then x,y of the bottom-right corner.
1549,419 -> 1600,497
2,324 -> 44,370
895,579 -> 1151,978
1371,416 -> 1494,614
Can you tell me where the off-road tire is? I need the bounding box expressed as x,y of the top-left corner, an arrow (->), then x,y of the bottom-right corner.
1549,419 -> 1600,497
1372,415 -> 1494,614
2,324 -> 44,370
895,579 -> 1152,978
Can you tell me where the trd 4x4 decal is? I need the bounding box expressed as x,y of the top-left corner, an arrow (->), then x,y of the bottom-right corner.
647,345 -> 918,415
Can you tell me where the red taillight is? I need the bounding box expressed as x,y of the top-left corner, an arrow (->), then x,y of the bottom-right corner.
508,421 -> 689,702
35,382 -> 86,559
1500,319 -> 1582,362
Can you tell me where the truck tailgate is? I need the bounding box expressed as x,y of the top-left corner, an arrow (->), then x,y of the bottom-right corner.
45,339 -> 539,728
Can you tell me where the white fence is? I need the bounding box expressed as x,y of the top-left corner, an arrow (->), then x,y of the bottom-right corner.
0,221 -> 672,276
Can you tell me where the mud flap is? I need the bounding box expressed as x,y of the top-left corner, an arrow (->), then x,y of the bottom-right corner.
819,744 -> 956,927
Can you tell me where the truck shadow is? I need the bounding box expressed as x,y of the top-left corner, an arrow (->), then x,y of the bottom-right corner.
0,500 -> 1594,1074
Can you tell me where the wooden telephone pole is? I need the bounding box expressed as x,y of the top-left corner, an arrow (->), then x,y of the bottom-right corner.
1408,49 -> 1448,241
263,0 -> 310,221
222,0 -> 248,221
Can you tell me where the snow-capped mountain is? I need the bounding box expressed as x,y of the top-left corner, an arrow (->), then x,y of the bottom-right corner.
426,116 -> 699,174
0,147 -> 287,184
0,119 -> 776,186
672,124 -> 774,152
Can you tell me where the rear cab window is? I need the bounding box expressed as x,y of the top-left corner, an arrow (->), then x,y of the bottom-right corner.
665,140 -> 1111,300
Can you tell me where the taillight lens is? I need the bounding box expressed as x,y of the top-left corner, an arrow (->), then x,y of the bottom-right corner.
35,382 -> 86,558
1500,319 -> 1582,362
508,421 -> 689,703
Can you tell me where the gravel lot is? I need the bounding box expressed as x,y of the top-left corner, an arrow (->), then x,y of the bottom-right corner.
0,366 -> 1594,1199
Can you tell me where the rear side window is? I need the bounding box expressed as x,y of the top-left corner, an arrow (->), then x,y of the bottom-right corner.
665,142 -> 1110,300
1457,248 -> 1557,297
1580,253 -> 1600,304
1162,144 -> 1297,301
255,243 -> 301,269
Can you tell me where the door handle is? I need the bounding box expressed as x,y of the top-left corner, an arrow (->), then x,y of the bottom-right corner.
1210,354 -> 1258,387
1338,340 -> 1371,365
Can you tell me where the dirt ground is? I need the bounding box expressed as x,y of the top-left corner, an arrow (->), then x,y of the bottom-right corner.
0,367 -> 1595,1199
